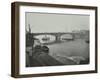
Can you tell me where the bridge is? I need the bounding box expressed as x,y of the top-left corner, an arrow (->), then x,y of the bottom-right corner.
31,32 -> 75,43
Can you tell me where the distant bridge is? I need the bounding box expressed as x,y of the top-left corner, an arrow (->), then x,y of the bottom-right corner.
31,32 -> 75,42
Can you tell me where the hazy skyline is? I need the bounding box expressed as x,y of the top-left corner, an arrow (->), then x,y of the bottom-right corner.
26,12 -> 89,33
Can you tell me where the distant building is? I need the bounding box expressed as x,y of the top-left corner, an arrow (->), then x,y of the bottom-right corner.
72,30 -> 89,41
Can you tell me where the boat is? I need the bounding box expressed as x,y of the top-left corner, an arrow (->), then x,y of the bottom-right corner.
42,35 -> 50,41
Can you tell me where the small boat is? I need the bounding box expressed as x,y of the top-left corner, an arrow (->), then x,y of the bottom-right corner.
42,35 -> 50,41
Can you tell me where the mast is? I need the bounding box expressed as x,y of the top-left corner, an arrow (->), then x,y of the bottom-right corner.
28,24 -> 31,33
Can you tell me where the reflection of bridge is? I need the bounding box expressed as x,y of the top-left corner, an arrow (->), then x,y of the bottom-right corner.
31,32 -> 75,42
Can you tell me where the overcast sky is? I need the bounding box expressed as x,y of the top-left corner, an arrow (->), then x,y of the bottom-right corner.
26,12 -> 89,33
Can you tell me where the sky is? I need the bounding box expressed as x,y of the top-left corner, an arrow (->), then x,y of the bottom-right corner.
26,12 -> 89,33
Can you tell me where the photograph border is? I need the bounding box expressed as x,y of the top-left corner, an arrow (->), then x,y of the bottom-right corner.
11,2 -> 98,78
